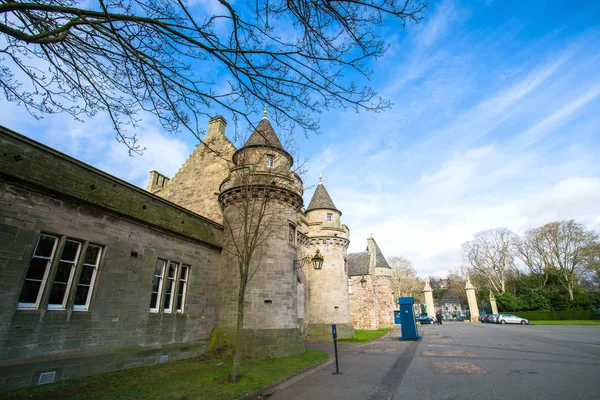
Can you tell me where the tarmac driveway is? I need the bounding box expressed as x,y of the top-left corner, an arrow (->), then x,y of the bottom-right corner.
262,323 -> 600,400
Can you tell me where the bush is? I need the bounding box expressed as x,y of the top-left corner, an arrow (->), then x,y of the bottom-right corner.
505,309 -> 596,320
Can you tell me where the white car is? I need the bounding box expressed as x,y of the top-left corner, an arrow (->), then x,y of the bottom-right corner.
497,314 -> 529,325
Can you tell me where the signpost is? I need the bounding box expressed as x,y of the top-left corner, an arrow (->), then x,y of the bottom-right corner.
332,324 -> 342,375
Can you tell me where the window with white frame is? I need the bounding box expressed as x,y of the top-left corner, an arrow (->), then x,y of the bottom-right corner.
265,154 -> 274,168
150,259 -> 190,314
177,265 -> 190,313
163,261 -> 178,313
150,259 -> 166,313
48,239 -> 82,310
73,245 -> 102,311
18,234 -> 59,309
327,213 -> 333,222
348,278 -> 354,294
18,234 -> 104,311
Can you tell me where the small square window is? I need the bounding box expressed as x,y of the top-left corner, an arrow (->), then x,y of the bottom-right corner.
266,154 -> 274,168
327,213 -> 333,222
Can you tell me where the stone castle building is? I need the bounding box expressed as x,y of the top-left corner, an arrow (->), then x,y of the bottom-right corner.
348,236 -> 394,329
0,115 -> 393,393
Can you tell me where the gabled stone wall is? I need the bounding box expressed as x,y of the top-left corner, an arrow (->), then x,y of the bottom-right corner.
155,116 -> 236,224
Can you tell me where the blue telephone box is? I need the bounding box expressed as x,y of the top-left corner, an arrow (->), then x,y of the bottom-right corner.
398,297 -> 421,341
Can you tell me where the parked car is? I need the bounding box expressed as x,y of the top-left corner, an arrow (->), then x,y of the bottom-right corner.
456,315 -> 466,322
485,314 -> 498,323
416,315 -> 436,324
497,314 -> 529,325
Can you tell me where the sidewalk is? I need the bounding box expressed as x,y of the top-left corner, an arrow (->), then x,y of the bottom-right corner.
262,328 -> 420,400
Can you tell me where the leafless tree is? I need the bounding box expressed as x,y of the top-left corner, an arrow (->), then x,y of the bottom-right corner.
389,255 -> 423,302
517,226 -> 556,289
516,220 -> 599,301
218,131 -> 305,382
0,0 -> 426,152
462,228 -> 519,294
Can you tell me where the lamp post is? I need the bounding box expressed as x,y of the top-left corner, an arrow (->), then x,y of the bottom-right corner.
293,248 -> 324,270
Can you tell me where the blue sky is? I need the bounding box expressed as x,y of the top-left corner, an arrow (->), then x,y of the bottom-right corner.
2,0 -> 599,278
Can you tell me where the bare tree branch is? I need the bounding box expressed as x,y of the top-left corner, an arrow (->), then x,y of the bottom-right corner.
0,0 -> 426,153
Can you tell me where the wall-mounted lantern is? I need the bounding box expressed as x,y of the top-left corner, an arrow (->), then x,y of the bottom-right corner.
360,274 -> 367,288
293,248 -> 324,270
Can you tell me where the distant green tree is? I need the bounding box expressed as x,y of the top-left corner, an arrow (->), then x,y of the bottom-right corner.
495,292 -> 523,312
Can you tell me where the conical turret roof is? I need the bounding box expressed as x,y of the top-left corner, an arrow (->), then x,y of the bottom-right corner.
307,179 -> 340,214
233,112 -> 293,166
243,118 -> 284,150
370,237 -> 391,269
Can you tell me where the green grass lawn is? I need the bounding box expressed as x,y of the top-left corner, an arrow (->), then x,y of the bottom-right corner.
529,320 -> 600,325
338,328 -> 394,343
0,350 -> 329,400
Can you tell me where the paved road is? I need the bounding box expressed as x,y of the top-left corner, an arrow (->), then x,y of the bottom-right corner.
262,323 -> 600,400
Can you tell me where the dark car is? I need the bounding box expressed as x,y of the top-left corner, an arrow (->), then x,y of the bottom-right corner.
416,315 -> 436,324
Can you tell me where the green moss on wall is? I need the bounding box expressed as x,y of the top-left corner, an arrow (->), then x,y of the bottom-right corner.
0,126 -> 222,248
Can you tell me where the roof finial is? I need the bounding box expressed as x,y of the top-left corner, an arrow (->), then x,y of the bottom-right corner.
263,105 -> 267,119
319,174 -> 322,184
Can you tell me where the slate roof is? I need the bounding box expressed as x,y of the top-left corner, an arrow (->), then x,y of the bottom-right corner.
347,252 -> 370,276
372,239 -> 391,269
243,118 -> 284,150
306,183 -> 340,213
347,237 -> 391,276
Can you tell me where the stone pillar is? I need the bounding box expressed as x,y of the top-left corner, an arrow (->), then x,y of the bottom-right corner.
423,277 -> 435,317
465,274 -> 479,322
489,292 -> 499,315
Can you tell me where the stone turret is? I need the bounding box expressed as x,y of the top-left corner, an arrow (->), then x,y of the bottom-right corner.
366,235 -> 394,327
212,111 -> 305,357
347,235 -> 394,329
304,177 -> 354,340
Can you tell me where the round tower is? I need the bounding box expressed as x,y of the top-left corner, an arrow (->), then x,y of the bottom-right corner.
212,111 -> 305,358
304,177 -> 355,340
367,235 -> 394,327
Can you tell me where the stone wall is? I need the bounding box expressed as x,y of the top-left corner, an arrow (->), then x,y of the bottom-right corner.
156,116 -> 236,224
0,127 -> 222,393
349,275 -> 379,329
374,272 -> 394,327
305,237 -> 353,339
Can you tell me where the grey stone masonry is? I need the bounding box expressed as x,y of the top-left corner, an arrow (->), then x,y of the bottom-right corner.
0,126 -> 222,393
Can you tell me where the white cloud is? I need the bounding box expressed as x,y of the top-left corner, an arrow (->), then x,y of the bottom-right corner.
416,0 -> 461,48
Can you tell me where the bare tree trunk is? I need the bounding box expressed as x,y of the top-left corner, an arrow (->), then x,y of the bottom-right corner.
230,272 -> 247,383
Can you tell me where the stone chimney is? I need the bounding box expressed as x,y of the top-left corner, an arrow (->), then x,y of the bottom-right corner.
207,116 -> 227,139
146,170 -> 170,194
